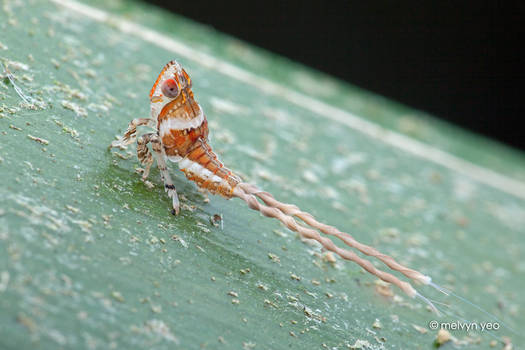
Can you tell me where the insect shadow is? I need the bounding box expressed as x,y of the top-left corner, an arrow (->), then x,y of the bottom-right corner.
98,156 -> 195,211
96,152 -> 254,234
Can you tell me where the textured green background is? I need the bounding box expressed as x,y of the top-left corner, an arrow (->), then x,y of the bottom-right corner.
1,0 -> 524,349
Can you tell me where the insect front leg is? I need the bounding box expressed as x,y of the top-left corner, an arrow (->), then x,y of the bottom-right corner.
109,118 -> 155,149
148,134 -> 180,215
136,133 -> 155,180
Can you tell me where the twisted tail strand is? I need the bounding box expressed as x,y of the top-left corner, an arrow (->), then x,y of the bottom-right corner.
232,185 -> 418,297
237,182 -> 431,287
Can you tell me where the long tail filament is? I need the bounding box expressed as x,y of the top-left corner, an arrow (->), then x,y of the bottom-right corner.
232,183 -> 420,298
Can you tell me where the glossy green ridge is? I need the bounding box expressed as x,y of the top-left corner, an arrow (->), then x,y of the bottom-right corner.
0,1 -> 524,349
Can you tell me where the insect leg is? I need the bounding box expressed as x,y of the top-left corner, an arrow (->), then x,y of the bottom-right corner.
109,118 -> 155,149
149,134 -> 180,215
136,133 -> 155,180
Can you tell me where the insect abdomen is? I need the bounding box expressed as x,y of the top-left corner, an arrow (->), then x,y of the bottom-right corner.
178,140 -> 241,198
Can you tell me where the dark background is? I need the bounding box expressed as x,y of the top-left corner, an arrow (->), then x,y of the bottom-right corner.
145,0 -> 525,150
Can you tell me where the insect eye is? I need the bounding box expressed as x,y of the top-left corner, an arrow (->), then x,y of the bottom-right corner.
161,79 -> 180,98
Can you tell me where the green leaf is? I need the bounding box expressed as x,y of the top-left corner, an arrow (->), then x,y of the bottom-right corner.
1,0 -> 524,349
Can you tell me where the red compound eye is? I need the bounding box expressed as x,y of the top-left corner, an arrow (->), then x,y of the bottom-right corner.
161,78 -> 180,98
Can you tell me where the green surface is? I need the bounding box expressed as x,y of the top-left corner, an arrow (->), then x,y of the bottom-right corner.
1,0 -> 524,349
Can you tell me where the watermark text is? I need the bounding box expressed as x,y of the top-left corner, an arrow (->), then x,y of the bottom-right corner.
428,320 -> 500,332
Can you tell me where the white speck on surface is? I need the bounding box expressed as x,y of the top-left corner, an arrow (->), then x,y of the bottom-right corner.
209,96 -> 248,115
61,100 -> 87,117
4,59 -> 29,71
331,153 -> 367,174
135,319 -> 179,344
348,339 -> 371,349
302,170 -> 319,183
453,177 -> 477,200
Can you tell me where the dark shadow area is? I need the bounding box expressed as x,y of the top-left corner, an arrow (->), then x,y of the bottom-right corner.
143,0 -> 525,150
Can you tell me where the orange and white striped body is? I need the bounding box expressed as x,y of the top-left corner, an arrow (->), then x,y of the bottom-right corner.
149,61 -> 240,197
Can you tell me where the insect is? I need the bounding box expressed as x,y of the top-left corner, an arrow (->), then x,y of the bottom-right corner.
110,61 -> 241,215
109,60 -> 505,320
